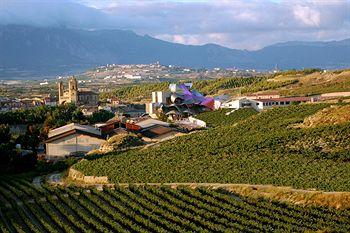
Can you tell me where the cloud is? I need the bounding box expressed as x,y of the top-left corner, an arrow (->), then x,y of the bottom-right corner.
293,5 -> 321,27
0,0 -> 349,49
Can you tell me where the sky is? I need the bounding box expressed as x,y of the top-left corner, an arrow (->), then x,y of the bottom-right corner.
0,0 -> 349,50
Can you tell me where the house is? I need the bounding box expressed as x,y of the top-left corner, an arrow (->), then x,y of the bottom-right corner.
95,115 -> 121,135
45,123 -> 106,160
43,95 -> 57,107
140,125 -> 175,140
123,117 -> 176,140
222,96 -> 311,111
125,117 -> 170,131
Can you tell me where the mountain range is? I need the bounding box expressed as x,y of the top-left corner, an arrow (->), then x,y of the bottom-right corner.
0,25 -> 349,79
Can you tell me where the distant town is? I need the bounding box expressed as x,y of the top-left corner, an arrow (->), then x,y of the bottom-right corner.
0,62 -> 271,111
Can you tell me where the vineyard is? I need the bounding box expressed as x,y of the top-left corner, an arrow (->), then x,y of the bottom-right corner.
0,176 -> 349,232
100,76 -> 282,101
75,104 -> 350,191
195,108 -> 257,127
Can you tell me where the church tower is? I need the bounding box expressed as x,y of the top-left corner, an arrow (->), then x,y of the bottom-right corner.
68,77 -> 78,103
58,81 -> 63,98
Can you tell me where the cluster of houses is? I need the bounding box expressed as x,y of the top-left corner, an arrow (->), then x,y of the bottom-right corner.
45,82 -> 209,161
43,79 -> 350,161
45,116 -> 180,160
0,97 -> 49,111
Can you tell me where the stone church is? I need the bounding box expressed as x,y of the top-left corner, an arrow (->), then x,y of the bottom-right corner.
58,77 -> 98,107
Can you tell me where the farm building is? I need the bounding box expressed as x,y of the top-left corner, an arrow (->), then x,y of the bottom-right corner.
45,123 -> 106,160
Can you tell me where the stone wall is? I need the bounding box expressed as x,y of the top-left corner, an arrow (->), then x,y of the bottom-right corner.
68,168 -> 108,184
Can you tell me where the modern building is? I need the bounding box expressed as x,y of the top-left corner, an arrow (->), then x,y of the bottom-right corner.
45,123 -> 106,160
146,83 -> 214,119
58,77 -> 98,106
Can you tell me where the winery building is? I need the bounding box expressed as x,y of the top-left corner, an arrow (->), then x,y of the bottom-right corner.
45,123 -> 106,160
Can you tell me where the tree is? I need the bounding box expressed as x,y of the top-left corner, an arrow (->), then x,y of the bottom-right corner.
88,110 -> 114,124
0,124 -> 11,143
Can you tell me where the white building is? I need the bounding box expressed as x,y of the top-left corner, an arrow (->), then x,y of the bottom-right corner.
146,91 -> 170,118
45,123 -> 106,160
151,91 -> 170,104
222,98 -> 261,111
222,97 -> 311,111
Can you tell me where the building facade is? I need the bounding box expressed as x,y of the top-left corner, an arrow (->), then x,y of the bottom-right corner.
58,77 -> 98,106
45,123 -> 106,160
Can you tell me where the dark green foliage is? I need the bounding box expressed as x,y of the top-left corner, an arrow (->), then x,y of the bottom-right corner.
88,109 -> 114,124
196,109 -> 257,127
35,158 -> 77,174
241,79 -> 298,94
42,103 -> 86,135
274,68 -> 322,77
74,104 -> 350,191
0,178 -> 349,232
0,104 -> 86,131
101,82 -> 169,101
15,125 -> 41,151
101,77 -> 272,101
0,105 -> 50,125
0,124 -> 11,142
193,77 -> 266,95
0,124 -> 14,166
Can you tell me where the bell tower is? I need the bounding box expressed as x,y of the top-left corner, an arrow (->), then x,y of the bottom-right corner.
68,76 -> 78,103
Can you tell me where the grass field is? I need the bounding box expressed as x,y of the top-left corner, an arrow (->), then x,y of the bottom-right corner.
0,176 -> 349,232
74,104 -> 350,191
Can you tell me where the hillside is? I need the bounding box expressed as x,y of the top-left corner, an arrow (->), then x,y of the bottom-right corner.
74,104 -> 350,191
100,77 -> 266,102
297,105 -> 350,128
271,69 -> 350,96
1,25 -> 350,78
100,69 -> 350,103
0,176 -> 349,232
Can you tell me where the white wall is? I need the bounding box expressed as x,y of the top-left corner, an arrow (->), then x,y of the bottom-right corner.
188,117 -> 206,127
46,133 -> 105,160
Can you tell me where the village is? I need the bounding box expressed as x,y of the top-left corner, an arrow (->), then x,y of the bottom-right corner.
38,75 -> 350,161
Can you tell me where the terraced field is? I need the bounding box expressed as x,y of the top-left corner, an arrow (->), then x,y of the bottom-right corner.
0,177 -> 349,232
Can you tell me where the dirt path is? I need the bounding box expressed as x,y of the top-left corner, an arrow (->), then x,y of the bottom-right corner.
47,173 -> 63,185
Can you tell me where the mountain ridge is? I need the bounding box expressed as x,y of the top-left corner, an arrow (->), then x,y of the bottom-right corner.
0,25 -> 349,79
